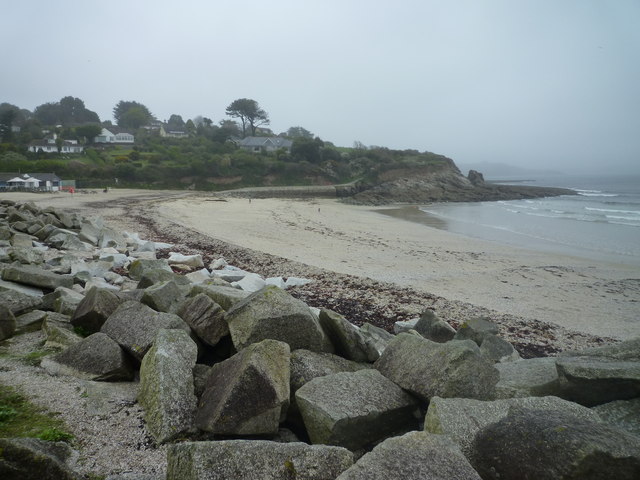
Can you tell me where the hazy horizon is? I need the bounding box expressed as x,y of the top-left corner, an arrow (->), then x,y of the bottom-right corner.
3,0 -> 639,175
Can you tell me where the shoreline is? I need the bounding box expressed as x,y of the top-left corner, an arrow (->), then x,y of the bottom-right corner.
4,189 -> 637,350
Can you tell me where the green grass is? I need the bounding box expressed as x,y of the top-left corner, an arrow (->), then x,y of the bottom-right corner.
0,384 -> 74,442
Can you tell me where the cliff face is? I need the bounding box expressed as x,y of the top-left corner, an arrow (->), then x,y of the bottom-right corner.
346,163 -> 574,205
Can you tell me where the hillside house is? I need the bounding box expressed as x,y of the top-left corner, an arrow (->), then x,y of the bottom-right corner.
94,128 -> 135,144
159,124 -> 189,138
28,134 -> 83,154
238,136 -> 293,153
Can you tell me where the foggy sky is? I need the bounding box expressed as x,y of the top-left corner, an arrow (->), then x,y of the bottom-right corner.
3,0 -> 639,174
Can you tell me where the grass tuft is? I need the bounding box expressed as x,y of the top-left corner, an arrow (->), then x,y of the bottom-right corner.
0,384 -> 74,442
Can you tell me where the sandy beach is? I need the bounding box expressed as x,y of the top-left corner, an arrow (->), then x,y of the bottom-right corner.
6,189 -> 639,343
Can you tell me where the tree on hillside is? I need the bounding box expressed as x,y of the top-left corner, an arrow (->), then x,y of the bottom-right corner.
113,101 -> 153,130
291,136 -> 325,163
33,97 -> 99,125
225,98 -> 269,137
75,124 -> 103,144
0,107 -> 16,142
286,126 -> 314,139
167,114 -> 185,129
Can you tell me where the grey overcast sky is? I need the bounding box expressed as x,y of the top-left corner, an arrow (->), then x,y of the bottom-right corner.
3,0 -> 639,174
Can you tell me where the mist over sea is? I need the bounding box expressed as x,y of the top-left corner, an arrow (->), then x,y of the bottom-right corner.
418,174 -> 640,266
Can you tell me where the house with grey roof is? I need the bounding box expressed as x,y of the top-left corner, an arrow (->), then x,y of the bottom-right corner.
0,172 -> 62,191
238,136 -> 293,153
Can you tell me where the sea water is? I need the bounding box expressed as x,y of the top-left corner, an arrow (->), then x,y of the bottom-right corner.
418,174 -> 640,266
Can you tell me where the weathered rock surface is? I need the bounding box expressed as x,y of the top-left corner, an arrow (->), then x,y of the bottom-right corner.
318,309 -> 376,362
42,332 -> 134,381
166,440 -> 353,480
0,437 -> 81,480
296,369 -> 419,450
424,395 -> 601,459
375,333 -> 498,401
413,309 -> 456,343
190,282 -> 250,310
225,285 -> 331,352
1,264 -> 73,290
71,287 -> 123,334
479,333 -> 521,363
592,398 -> 640,437
453,316 -> 499,345
127,258 -> 171,281
555,337 -> 640,406
100,301 -> 191,361
138,329 -> 198,443
176,293 -> 228,347
359,323 -> 393,357
136,268 -> 191,289
336,431 -> 481,480
0,303 -> 17,340
472,408 -> 640,479
494,356 -> 563,398
141,280 -> 185,313
196,339 -> 290,435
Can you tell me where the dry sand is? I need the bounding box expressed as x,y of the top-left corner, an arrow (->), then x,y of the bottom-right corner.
157,195 -> 639,341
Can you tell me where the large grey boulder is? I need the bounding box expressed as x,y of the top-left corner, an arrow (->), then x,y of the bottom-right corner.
290,349 -> 371,395
479,334 -> 521,363
424,395 -> 601,460
359,323 -> 393,357
41,332 -> 134,381
0,304 -> 17,341
288,349 -> 371,425
593,398 -> 640,437
100,301 -> 191,361
413,309 -> 456,343
51,287 -> 85,316
1,264 -> 73,290
196,339 -> 290,435
336,431 -> 481,480
138,329 -> 198,443
225,285 -> 331,352
190,282 -> 250,310
318,309 -> 377,362
166,440 -> 353,480
453,316 -> 499,345
0,288 -> 43,314
141,280 -> 186,313
375,333 -> 499,401
71,287 -> 123,335
0,437 -> 81,480
136,268 -> 191,289
176,293 -> 228,347
494,356 -> 563,398
296,369 -> 419,451
471,408 -> 640,479
8,245 -> 43,264
128,258 -> 171,281
555,337 -> 640,406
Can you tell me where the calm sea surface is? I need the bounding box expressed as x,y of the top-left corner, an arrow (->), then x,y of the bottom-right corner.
418,174 -> 640,266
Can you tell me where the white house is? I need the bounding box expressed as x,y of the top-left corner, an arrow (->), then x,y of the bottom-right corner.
94,128 -> 135,144
28,134 -> 84,153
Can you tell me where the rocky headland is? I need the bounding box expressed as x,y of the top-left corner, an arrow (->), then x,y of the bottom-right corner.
1,199 -> 639,479
344,162 -> 575,205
